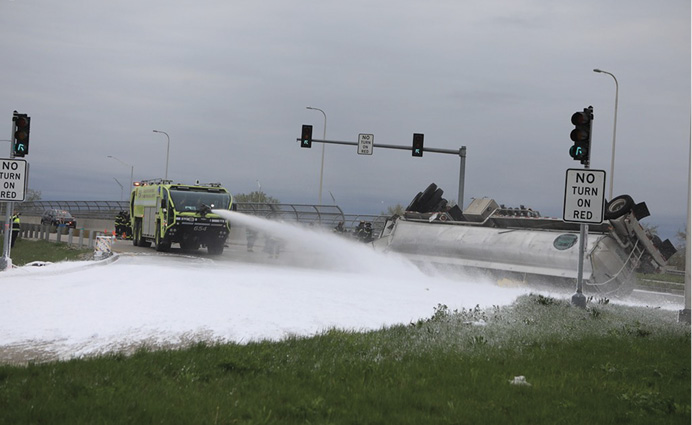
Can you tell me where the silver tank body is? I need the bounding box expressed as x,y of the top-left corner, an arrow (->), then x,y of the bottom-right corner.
375,219 -> 635,296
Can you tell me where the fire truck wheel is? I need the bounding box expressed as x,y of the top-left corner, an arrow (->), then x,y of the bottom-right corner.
605,194 -> 634,220
155,225 -> 171,252
133,220 -> 141,247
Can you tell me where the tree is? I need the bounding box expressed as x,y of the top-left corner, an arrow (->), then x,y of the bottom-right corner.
25,188 -> 41,202
233,191 -> 279,204
666,226 -> 688,271
642,223 -> 659,237
676,227 -> 687,248
383,204 -> 405,216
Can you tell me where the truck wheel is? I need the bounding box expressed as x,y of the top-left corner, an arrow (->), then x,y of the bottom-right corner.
405,192 -> 423,212
155,225 -> 171,252
415,184 -> 438,212
421,188 -> 444,212
133,220 -> 141,246
138,222 -> 151,248
605,195 -> 634,220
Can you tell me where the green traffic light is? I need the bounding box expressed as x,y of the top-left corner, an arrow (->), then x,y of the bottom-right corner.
569,107 -> 592,164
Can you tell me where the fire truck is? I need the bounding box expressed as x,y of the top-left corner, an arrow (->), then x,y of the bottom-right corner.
129,179 -> 233,255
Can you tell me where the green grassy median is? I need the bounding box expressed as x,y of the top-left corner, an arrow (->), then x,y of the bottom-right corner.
0,295 -> 689,424
0,237 -> 91,266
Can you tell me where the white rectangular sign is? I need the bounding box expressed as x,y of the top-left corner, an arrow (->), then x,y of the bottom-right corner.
357,133 -> 374,155
0,158 -> 28,202
563,168 -> 606,224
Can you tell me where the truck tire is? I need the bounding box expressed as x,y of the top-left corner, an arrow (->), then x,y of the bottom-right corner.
155,224 -> 171,252
605,195 -> 634,220
133,220 -> 141,246
415,184 -> 438,212
405,192 -> 423,212
421,188 -> 444,212
138,221 -> 151,248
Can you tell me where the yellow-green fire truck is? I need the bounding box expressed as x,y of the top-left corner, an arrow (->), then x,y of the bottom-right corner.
129,179 -> 233,255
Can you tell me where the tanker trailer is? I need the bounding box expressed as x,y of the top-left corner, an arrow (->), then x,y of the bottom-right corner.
374,186 -> 676,297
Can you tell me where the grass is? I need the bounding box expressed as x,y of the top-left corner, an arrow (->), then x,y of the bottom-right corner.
0,295 -> 689,424
0,236 -> 92,266
638,272 -> 685,285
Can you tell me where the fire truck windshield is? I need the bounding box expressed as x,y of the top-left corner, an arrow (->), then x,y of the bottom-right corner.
170,189 -> 231,212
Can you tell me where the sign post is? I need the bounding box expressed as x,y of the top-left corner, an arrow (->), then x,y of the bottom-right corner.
563,168 -> 606,307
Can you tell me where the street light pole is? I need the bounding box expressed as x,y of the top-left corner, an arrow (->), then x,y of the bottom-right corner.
152,130 -> 170,180
593,68 -> 619,200
107,155 -> 134,192
306,106 -> 327,205
113,177 -> 124,202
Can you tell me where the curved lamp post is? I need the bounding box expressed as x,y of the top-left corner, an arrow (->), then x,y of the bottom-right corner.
107,155 -> 134,191
152,130 -> 170,180
593,69 -> 619,200
306,106 -> 327,205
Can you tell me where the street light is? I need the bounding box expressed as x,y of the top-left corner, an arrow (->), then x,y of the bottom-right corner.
107,155 -> 134,191
306,106 -> 327,204
152,130 -> 170,180
593,68 -> 619,200
113,177 -> 124,201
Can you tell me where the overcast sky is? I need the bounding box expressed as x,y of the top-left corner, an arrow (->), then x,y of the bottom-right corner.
1,0 -> 689,240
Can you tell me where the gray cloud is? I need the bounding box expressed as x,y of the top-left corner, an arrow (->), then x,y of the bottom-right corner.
0,0 -> 688,241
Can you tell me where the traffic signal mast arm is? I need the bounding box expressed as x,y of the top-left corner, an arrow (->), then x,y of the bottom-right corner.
294,137 -> 461,155
295,131 -> 468,210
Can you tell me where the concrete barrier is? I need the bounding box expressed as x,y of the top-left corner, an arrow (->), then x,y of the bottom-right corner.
17,223 -> 105,249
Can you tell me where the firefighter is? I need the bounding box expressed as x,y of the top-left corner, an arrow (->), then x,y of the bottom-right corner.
362,222 -> 374,243
354,221 -> 365,240
114,210 -> 130,239
11,212 -> 20,248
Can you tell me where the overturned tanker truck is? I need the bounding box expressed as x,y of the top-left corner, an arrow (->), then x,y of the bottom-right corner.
373,184 -> 677,297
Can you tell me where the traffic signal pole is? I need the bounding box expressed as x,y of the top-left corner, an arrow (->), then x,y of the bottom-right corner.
566,106 -> 595,308
296,137 -> 467,209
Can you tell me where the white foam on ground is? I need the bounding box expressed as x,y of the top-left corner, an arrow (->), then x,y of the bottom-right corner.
0,212 -> 532,361
1,211 -> 680,362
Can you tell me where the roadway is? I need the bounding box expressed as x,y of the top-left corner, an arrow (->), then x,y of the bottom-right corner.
18,226 -> 686,309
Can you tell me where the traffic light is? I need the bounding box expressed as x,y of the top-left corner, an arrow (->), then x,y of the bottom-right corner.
12,112 -> 31,157
301,124 -> 313,148
412,133 -> 424,157
569,106 -> 593,165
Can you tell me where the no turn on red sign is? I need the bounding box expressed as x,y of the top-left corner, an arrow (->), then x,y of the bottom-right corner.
0,158 -> 28,202
563,168 -> 606,224
357,133 -> 374,155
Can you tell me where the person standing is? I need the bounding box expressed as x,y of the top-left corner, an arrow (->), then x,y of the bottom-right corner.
11,213 -> 20,248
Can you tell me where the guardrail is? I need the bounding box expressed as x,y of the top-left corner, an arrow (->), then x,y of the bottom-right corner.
15,223 -> 112,249
5,201 -> 389,236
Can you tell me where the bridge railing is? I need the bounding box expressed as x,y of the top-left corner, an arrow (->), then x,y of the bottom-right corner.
6,201 -> 389,236
11,201 -> 129,219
